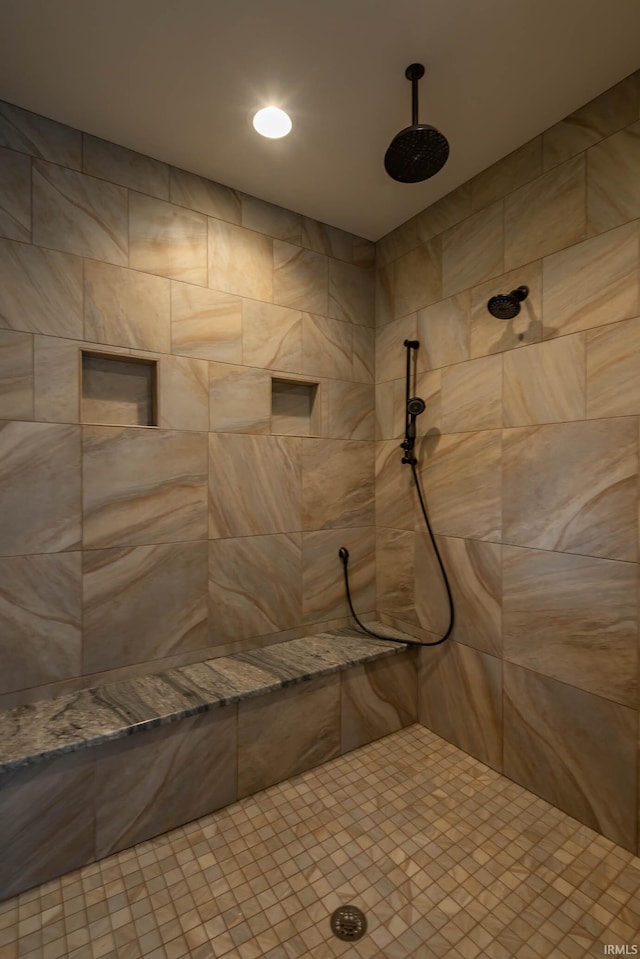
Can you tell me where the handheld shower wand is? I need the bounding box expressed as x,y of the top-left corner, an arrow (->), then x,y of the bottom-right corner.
400,340 -> 425,464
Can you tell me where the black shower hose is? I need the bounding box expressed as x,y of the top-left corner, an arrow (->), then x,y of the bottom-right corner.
339,461 -> 454,648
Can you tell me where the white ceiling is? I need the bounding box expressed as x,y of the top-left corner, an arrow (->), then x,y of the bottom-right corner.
1,0 -> 639,241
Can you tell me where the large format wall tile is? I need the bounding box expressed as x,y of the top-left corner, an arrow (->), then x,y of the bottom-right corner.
84,260 -> 171,352
169,167 -> 241,222
436,536 -> 502,656
392,237 -> 442,316
237,674 -> 340,796
0,552 -> 81,694
503,545 -> 637,707
94,708 -> 237,858
503,663 -> 637,850
83,427 -> 208,548
208,433 -> 301,537
273,240 -> 328,314
420,430 -> 502,541
242,300 -> 302,373
208,362 -> 271,434
0,329 -> 32,420
376,527 -> 416,625
413,532 -> 450,636
375,314 -> 416,383
586,315 -> 640,417
0,99 -> 81,168
208,534 -> 301,643
341,654 -> 418,752
442,201 -> 503,297
0,749 -> 95,901
327,380 -> 373,440
0,421 -> 81,555
33,160 -> 127,265
302,439 -> 374,530
241,194 -> 302,243
209,218 -> 273,300
352,324 -> 374,384
503,334 -> 586,426
470,261 -> 543,358
302,314 -> 352,380
328,259 -> 374,326
471,138 -> 542,212
158,354 -> 209,431
83,542 -> 208,672
587,119 -> 640,234
0,237 -> 82,337
171,281 -> 242,363
542,222 -> 639,338
302,526 -> 375,624
130,193 -> 207,285
83,134 -> 169,199
375,439 -> 418,531
503,419 -> 637,561
416,293 -> 470,371
441,354 -> 503,432
419,642 -> 502,770
0,146 -> 30,242
504,155 -> 587,270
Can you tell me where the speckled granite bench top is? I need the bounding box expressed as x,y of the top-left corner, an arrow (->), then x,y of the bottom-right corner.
0,626 -> 413,774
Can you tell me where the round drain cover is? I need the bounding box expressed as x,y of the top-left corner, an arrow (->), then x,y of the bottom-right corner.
330,905 -> 367,941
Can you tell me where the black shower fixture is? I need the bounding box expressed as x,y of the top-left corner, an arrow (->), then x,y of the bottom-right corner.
384,63 -> 450,183
487,285 -> 529,320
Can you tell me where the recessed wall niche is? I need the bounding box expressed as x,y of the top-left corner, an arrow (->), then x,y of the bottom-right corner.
81,351 -> 158,427
271,377 -> 320,436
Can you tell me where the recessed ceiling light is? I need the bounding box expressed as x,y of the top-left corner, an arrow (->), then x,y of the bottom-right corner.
252,106 -> 292,139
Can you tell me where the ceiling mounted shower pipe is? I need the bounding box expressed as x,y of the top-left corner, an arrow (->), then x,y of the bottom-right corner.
384,63 -> 450,183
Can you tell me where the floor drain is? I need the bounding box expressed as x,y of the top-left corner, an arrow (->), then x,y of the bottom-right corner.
330,905 -> 367,941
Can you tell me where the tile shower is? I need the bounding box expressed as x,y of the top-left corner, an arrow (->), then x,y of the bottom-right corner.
0,60 -> 639,945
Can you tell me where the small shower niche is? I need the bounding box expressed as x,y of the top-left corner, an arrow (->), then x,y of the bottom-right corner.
81,351 -> 158,427
271,376 -> 320,436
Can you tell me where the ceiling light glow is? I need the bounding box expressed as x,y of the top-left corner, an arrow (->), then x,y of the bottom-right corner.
252,106 -> 292,139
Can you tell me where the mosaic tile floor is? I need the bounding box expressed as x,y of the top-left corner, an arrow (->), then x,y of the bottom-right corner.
1,724 -> 640,959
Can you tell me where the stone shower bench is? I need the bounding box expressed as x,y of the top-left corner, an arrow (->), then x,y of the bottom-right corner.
0,626 -> 418,901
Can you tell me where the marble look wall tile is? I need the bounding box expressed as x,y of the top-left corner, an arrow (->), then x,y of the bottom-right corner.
0,329 -> 32,420
352,325 -> 374,384
504,155 -> 587,271
341,654 -> 418,752
375,261 -> 393,327
94,708 -> 237,858
503,663 -> 636,850
415,369 -> 443,436
208,217 -> 273,300
503,334 -> 586,426
329,259 -> 375,327
33,336 -> 128,424
242,300 -> 302,373
0,146 -> 30,242
375,379 -> 405,441
302,526 -> 375,625
503,545 -> 637,707
0,749 -> 94,901
83,427 -> 208,548
587,119 -> 640,234
503,419 -> 637,561
375,439 -> 418,531
209,433 -> 301,537
416,292 -> 470,371
241,194 -> 302,243
209,361 -> 271,433
376,184 -> 471,268
587,315 -> 640,417
302,314 -> 352,380
442,201 -> 503,298
0,99 -> 81,168
543,72 -> 640,171
130,192 -> 207,285
208,534 -> 301,643
158,354 -> 209,431
0,552 -> 81,695
420,430 -> 502,541
376,527 -> 416,625
237,674 -> 340,797
83,542 -> 208,672
171,281 -> 242,363
353,236 -> 376,268
33,160 -> 127,265
302,438 -> 374,530
300,219 -> 352,260
392,237 -> 442,317
273,240 -> 328,314
83,134 -> 169,199
169,168 -> 241,222
0,238 -> 82,338
375,314 -> 416,384
542,222 -> 639,338
84,259 -> 171,352
0,421 -> 80,556
413,531 -> 450,636
435,536 -> 502,656
327,381 -> 374,440
470,261 -> 543,358
419,643 -> 502,770
471,138 -> 543,213
441,354 -> 503,432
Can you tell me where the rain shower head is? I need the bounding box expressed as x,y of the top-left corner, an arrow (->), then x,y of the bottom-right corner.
487,285 -> 529,320
384,64 -> 449,183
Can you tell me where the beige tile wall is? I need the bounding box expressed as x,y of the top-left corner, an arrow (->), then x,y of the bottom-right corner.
375,68 -> 640,853
0,98 -> 376,709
